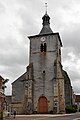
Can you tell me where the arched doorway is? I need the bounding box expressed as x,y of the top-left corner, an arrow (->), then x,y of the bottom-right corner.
38,96 -> 48,113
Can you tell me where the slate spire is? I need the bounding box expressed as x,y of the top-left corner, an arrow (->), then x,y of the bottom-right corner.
39,3 -> 53,35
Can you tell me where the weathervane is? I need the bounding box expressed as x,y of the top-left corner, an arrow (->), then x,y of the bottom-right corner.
45,3 -> 47,14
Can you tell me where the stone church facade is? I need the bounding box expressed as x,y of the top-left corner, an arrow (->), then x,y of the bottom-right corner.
12,11 -> 73,114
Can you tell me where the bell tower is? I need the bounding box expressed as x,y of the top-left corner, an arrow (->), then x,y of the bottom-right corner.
28,6 -> 65,113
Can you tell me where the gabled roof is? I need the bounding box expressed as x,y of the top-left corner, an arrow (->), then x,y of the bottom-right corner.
12,63 -> 33,84
12,72 -> 27,84
0,75 -> 4,80
0,76 -> 4,82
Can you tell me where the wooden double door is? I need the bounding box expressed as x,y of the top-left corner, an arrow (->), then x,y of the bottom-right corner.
38,96 -> 48,113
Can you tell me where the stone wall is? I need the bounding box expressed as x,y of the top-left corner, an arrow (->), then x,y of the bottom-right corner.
29,34 -> 62,113
12,102 -> 23,114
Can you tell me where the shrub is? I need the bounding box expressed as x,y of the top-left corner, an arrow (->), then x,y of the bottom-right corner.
65,105 -> 77,113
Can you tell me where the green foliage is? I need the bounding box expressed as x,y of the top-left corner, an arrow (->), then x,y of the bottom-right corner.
65,105 -> 77,113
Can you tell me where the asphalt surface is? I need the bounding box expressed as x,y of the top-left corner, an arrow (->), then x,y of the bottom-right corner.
4,113 -> 80,120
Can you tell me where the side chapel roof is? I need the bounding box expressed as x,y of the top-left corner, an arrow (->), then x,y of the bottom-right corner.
12,72 -> 27,84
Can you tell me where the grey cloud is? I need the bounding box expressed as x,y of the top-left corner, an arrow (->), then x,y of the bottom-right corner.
0,1 -> 6,14
1,0 -> 80,95
72,80 -> 80,94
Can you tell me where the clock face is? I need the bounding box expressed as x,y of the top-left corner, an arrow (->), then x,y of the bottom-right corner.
40,37 -> 46,42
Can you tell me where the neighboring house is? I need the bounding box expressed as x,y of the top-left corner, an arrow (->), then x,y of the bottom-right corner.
12,11 -> 73,114
5,95 -> 12,112
75,95 -> 80,111
0,76 -> 9,118
0,76 -> 5,119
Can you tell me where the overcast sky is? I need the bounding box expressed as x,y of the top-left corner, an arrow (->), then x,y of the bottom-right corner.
0,0 -> 80,95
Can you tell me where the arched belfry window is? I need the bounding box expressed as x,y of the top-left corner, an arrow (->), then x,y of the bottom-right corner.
41,44 -> 43,52
44,43 -> 47,52
40,43 -> 47,52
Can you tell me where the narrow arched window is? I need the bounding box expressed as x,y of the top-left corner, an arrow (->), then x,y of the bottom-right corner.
43,70 -> 45,73
40,43 -> 47,52
44,43 -> 47,52
40,44 -> 43,52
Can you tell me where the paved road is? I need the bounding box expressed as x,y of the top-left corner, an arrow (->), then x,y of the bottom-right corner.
4,113 -> 80,120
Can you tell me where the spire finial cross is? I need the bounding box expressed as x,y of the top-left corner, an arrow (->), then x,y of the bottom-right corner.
45,3 -> 47,14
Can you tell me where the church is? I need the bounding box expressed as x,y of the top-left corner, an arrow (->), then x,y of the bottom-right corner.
12,10 -> 73,114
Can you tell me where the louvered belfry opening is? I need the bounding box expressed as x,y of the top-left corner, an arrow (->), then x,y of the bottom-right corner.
40,43 -> 47,52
